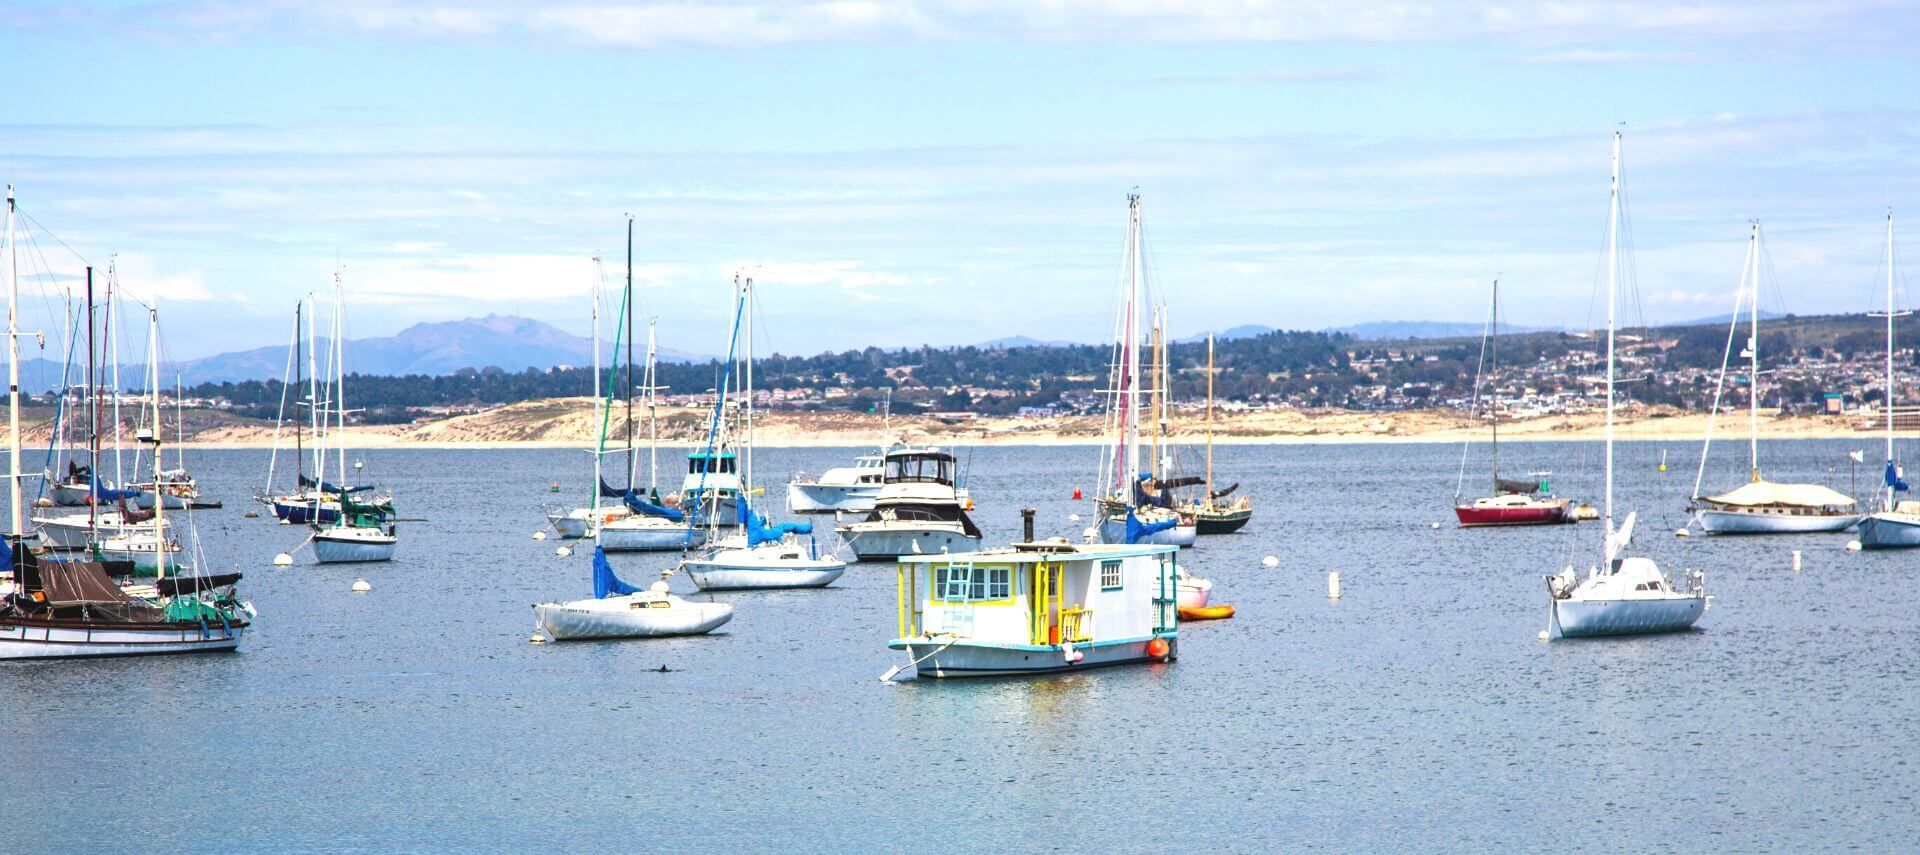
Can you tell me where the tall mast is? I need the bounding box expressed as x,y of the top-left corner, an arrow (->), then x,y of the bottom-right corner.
744,276 -> 754,498
107,262 -> 122,488
85,266 -> 97,538
4,184 -> 19,537
1888,209 -> 1898,512
590,257 -> 601,515
1603,130 -> 1621,552
1122,193 -> 1143,493
333,274 -> 346,486
1205,331 -> 1215,499
1490,279 -> 1500,491
646,318 -> 658,495
148,303 -> 165,582
1747,222 -> 1760,482
306,295 -> 321,488
1150,306 -> 1163,481
293,300 -> 304,486
624,215 -> 634,489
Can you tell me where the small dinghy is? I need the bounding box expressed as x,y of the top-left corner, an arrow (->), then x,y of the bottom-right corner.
534,547 -> 732,641
1178,603 -> 1235,621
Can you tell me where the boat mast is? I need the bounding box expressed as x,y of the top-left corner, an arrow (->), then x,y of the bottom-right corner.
1150,306 -> 1163,482
744,276 -> 754,499
590,256 -> 601,517
332,273 -> 346,488
646,318 -> 658,495
85,265 -> 96,538
624,216 -> 635,490
1490,279 -> 1500,492
148,303 -> 165,582
4,184 -> 18,537
1603,130 -> 1621,553
306,296 -> 320,488
1747,221 -> 1760,482
293,300 -> 304,489
1888,209 -> 1898,512
107,261 -> 122,489
1122,193 -> 1143,495
1205,331 -> 1215,501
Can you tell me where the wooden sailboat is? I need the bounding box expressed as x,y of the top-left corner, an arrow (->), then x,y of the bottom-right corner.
1545,132 -> 1707,639
1454,279 -> 1574,527
1182,332 -> 1252,534
1689,222 -> 1861,533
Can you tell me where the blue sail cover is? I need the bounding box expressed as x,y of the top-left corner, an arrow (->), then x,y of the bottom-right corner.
1134,474 -> 1174,509
298,475 -> 372,494
622,491 -> 685,522
591,547 -> 644,599
91,480 -> 140,502
599,478 -> 628,499
1889,461 -> 1911,492
1125,508 -> 1178,544
736,500 -> 812,547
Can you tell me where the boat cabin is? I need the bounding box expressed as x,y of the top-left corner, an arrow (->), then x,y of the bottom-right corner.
686,451 -> 739,476
885,450 -> 956,486
890,541 -> 1178,677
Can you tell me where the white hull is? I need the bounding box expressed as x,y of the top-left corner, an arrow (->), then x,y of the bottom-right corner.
313,530 -> 397,563
549,513 -> 592,539
684,556 -> 845,591
891,636 -> 1175,678
1177,580 -> 1211,609
133,489 -> 195,510
1859,512 -> 1920,549
1550,596 -> 1706,638
1097,517 -> 1198,547
93,545 -> 186,575
34,514 -> 158,549
534,596 -> 732,640
840,524 -> 979,561
0,621 -> 244,659
786,482 -> 882,513
598,522 -> 706,552
1696,509 -> 1861,534
48,482 -> 95,507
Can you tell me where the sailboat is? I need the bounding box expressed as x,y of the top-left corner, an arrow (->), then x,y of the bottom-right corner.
680,275 -> 845,591
1180,332 -> 1253,534
1545,132 -> 1708,639
0,184 -> 251,659
1455,280 -> 1575,527
259,299 -> 343,524
1855,212 -> 1920,549
91,304 -> 189,575
306,277 -> 399,564
1689,222 -> 1861,534
1095,194 -> 1196,548
532,546 -> 732,640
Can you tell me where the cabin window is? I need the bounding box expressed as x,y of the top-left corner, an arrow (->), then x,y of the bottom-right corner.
1100,559 -> 1123,591
934,564 -> 1010,601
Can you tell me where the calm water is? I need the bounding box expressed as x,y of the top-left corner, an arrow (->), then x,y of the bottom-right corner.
4,439 -> 1917,851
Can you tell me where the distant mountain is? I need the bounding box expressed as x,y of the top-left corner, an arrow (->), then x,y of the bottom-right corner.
1326,320 -> 1555,341
1177,324 -> 1276,343
168,315 -> 705,385
975,335 -> 1079,350
1669,310 -> 1787,328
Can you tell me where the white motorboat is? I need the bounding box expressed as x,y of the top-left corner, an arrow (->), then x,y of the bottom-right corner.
534,547 -> 733,640
1544,131 -> 1707,640
787,452 -> 887,513
837,447 -> 982,560
1687,222 -> 1861,535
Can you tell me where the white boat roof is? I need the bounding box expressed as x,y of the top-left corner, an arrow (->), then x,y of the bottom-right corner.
1705,479 -> 1854,507
896,541 -> 1176,564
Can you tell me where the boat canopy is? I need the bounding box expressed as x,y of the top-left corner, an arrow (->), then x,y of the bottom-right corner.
1704,479 -> 1855,507
1496,476 -> 1546,495
1125,508 -> 1178,543
591,547 -> 644,599
738,500 -> 812,547
688,453 -> 738,475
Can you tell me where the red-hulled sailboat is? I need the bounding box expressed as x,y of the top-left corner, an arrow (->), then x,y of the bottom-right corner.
1454,279 -> 1575,527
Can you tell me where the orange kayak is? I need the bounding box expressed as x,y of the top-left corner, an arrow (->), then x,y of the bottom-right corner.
1179,604 -> 1236,621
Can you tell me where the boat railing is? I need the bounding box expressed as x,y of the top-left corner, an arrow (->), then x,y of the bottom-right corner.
1058,607 -> 1093,644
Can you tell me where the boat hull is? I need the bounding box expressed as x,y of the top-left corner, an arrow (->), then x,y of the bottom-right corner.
598,524 -> 706,552
684,561 -> 844,591
1550,596 -> 1706,638
33,516 -> 155,549
549,513 -> 592,539
786,482 -> 881,513
0,620 -> 244,659
48,483 -> 95,507
1194,509 -> 1251,534
133,490 -> 195,511
1455,503 -> 1573,527
1097,518 -> 1197,547
890,636 -> 1176,678
1696,508 -> 1862,534
839,525 -> 981,561
313,532 -> 397,563
1858,512 -> 1920,549
272,498 -> 339,525
534,598 -> 733,640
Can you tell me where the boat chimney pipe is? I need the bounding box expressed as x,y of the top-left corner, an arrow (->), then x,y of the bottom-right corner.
1021,507 -> 1036,542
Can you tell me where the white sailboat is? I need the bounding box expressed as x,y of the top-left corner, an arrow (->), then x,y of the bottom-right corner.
681,275 -> 845,591
1545,132 -> 1708,640
533,546 -> 732,640
547,254 -> 628,539
1689,222 -> 1861,533
1856,211 -> 1920,549
1094,194 -> 1196,547
306,278 -> 399,564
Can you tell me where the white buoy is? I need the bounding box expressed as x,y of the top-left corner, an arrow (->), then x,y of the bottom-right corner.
529,633 -> 547,643
1792,550 -> 1803,571
271,553 -> 293,567
351,578 -> 372,593
533,531 -> 548,541
1328,571 -> 1341,599
1847,540 -> 1863,552
1082,527 -> 1098,542
556,545 -> 573,557
278,518 -> 291,526
1068,513 -> 1081,522
1538,630 -> 1550,641
1261,555 -> 1279,568
1675,529 -> 1690,538
243,510 -> 259,519
1430,522 -> 1440,529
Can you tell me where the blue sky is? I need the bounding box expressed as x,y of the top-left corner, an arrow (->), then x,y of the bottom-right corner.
3,1 -> 1919,360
